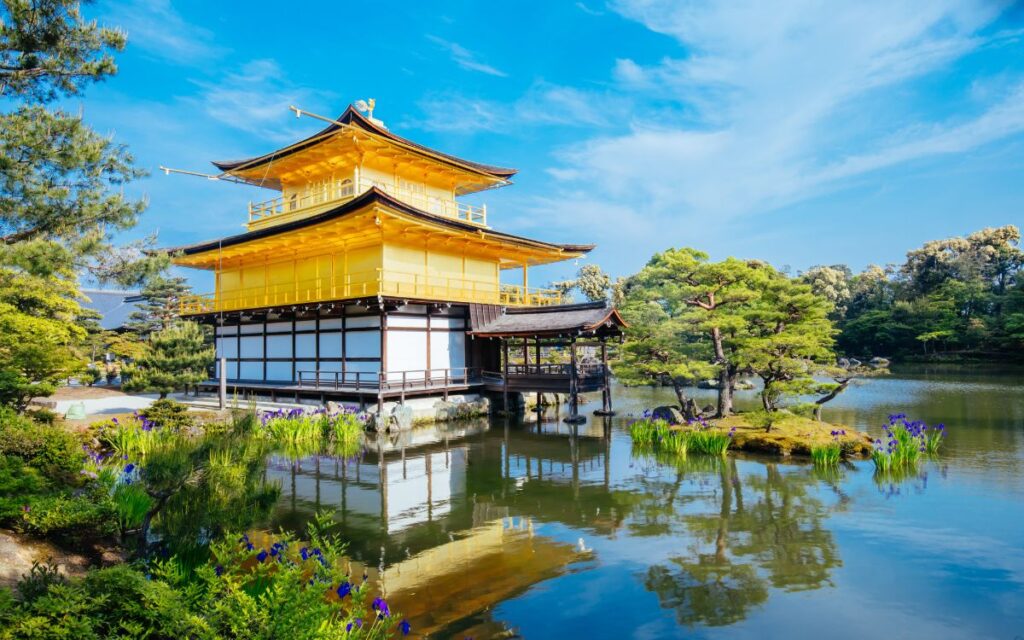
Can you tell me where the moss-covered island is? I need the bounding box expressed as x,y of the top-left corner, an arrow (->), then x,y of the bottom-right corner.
633,408 -> 874,459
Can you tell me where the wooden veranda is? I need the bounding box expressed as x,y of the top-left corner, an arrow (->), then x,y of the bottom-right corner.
470,301 -> 627,423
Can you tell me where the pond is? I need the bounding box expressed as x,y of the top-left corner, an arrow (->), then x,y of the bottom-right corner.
256,366 -> 1024,639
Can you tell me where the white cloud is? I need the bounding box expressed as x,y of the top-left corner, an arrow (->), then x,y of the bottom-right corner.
426,35 -> 508,77
100,0 -> 224,65
413,82 -> 631,133
189,59 -> 329,143
546,0 -> 1021,226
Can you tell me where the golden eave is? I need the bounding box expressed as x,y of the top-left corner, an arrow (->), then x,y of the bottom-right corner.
213,107 -> 515,196
171,196 -> 588,271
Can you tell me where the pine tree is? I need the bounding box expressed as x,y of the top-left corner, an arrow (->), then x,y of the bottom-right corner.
124,322 -> 213,399
126,275 -> 192,337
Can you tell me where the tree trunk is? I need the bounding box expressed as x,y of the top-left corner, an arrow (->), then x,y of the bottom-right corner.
716,366 -> 735,418
138,492 -> 171,556
710,327 -> 733,418
813,378 -> 852,421
672,380 -> 701,421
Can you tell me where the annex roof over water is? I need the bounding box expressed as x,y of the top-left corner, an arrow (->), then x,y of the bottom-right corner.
469,301 -> 627,338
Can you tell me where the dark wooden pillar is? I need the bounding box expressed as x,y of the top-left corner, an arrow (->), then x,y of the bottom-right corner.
595,337 -> 615,416
502,338 -> 510,415
565,336 -> 584,424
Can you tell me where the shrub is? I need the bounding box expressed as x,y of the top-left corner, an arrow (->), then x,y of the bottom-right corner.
0,454 -> 48,520
0,408 -> 86,482
747,410 -> 777,433
17,492 -> 117,537
139,399 -> 194,430
80,366 -> 103,387
2,515 -> 410,639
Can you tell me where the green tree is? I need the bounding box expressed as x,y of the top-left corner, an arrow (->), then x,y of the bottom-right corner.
617,248 -> 767,417
0,258 -> 85,408
125,274 -> 192,337
0,1 -> 159,408
1,0 -> 125,101
800,265 -> 851,319
124,322 -> 213,399
550,263 -> 613,303
735,271 -> 836,414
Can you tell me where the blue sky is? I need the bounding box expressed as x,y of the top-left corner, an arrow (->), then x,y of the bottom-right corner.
80,0 -> 1024,292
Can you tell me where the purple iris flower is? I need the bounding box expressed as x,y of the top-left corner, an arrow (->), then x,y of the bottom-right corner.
336,581 -> 352,598
399,619 -> 411,635
372,597 -> 390,618
257,550 -> 268,562
346,619 -> 363,632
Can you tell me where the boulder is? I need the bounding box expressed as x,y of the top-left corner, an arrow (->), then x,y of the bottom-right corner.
325,401 -> 343,416
651,405 -> 685,425
390,404 -> 414,432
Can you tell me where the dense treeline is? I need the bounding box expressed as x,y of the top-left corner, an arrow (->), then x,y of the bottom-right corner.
800,225 -> 1023,360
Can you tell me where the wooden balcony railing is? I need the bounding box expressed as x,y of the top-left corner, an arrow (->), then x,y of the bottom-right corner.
178,269 -> 561,314
248,177 -> 487,229
296,368 -> 482,392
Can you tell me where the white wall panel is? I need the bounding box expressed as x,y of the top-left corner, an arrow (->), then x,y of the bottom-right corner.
295,360 -> 316,379
238,361 -> 263,380
266,361 -> 293,382
387,331 -> 427,379
320,318 -> 343,330
295,334 -> 316,358
432,317 -> 466,329
217,325 -> 238,336
216,337 -> 237,359
240,336 -> 263,359
347,315 -> 380,329
240,324 -> 263,335
389,316 -> 428,328
318,332 -> 342,358
346,331 -> 380,358
266,322 -> 291,333
430,331 -> 465,370
266,335 -> 291,358
295,320 -> 316,331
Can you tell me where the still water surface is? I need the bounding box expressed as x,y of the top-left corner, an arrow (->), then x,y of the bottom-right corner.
261,367 -> 1024,639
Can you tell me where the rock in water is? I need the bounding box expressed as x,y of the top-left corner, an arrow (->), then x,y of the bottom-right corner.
390,404 -> 414,431
651,405 -> 685,424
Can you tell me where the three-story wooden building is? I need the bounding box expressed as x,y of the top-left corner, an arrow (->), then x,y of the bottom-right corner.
169,105 -> 624,420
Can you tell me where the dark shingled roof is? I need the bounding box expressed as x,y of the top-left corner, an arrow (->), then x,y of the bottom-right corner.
212,106 -> 517,180
80,289 -> 145,331
165,187 -> 595,257
469,301 -> 627,338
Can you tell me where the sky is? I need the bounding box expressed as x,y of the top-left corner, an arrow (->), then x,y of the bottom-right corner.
78,0 -> 1024,292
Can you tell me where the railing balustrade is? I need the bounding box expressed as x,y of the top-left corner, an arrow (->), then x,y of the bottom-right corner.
178,269 -> 561,314
248,177 -> 487,228
295,368 -> 481,392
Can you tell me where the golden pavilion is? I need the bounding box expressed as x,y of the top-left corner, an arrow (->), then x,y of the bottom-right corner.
169,103 -> 624,420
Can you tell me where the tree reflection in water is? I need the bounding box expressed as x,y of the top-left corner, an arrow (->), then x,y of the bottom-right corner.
640,456 -> 841,626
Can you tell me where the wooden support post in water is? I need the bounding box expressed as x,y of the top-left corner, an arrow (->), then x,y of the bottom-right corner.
594,338 -> 616,416
565,337 -> 585,424
502,339 -> 510,415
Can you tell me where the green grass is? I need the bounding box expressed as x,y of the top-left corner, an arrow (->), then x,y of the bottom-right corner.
629,416 -> 731,457
810,442 -> 841,466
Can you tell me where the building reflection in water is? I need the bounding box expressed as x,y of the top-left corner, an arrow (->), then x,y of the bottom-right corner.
262,415 -> 611,636
261,413 -> 846,637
